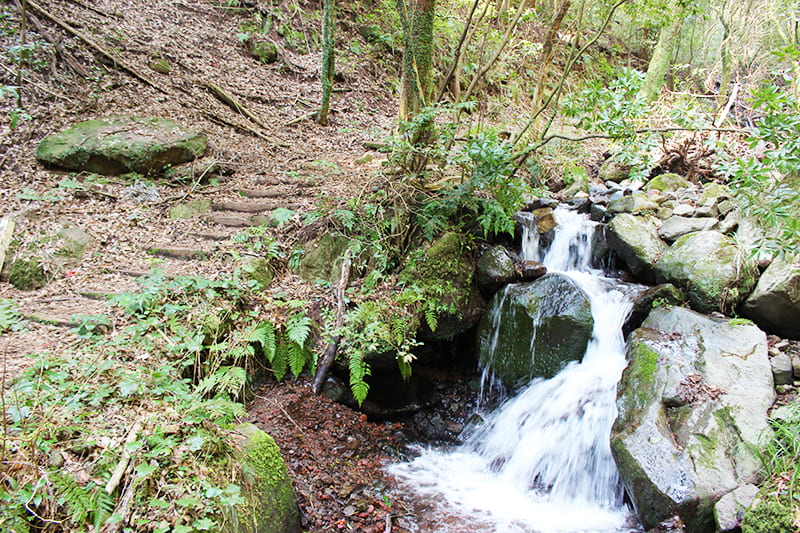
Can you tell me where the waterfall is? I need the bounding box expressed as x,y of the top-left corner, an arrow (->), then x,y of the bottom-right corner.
388,208 -> 638,533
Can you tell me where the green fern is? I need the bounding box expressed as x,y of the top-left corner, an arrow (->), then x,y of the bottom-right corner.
348,350 -> 371,406
51,472 -> 110,528
196,366 -> 247,398
272,336 -> 289,380
250,321 -> 277,363
285,313 -> 311,346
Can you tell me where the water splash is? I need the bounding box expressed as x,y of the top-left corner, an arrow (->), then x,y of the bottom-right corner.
389,208 -> 638,533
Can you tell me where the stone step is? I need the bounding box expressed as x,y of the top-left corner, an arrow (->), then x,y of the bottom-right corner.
146,246 -> 211,260
210,214 -> 256,227
211,200 -> 278,213
239,188 -> 294,199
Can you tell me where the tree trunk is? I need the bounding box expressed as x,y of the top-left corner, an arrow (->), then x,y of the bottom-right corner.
398,0 -> 436,122
640,5 -> 685,103
316,0 -> 335,125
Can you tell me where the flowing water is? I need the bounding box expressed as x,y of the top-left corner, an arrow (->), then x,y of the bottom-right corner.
389,208 -> 641,533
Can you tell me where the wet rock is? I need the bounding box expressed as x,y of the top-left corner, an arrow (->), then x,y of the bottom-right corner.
742,257 -> 800,339
612,306 -> 774,532
606,214 -> 667,284
475,246 -> 517,297
657,216 -> 717,242
654,230 -> 758,314
36,117 -> 207,175
532,207 -> 557,233
519,260 -> 547,281
714,484 -> 758,532
477,273 -> 593,388
622,284 -> 685,338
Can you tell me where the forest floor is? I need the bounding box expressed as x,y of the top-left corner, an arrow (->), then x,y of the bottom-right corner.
0,0 -> 473,530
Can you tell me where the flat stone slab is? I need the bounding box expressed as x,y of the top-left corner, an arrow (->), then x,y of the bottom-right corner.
147,246 -> 209,260
210,214 -> 255,227
36,116 -> 207,175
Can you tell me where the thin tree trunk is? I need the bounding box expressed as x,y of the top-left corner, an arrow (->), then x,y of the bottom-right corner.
529,0 -> 571,135
640,4 -> 685,103
316,0 -> 335,125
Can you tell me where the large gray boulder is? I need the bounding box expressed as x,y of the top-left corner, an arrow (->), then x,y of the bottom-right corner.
37,116 -> 207,175
477,273 -> 593,388
742,257 -> 800,339
654,230 -> 758,313
607,214 -> 667,284
612,306 -> 774,532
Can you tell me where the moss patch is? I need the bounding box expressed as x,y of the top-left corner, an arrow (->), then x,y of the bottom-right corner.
7,258 -> 48,291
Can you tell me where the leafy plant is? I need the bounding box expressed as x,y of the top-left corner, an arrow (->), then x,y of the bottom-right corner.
715,78 -> 800,258
0,299 -> 26,333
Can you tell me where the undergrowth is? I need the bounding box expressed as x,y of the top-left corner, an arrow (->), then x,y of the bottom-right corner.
0,270 -> 314,532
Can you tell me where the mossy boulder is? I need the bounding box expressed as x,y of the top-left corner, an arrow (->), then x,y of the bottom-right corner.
477,273 -> 593,388
561,164 -> 590,197
598,157 -> 631,183
36,117 -> 207,175
248,39 -> 279,64
612,306 -> 775,532
6,257 -> 48,291
606,214 -> 667,284
475,245 -> 517,297
297,233 -> 350,284
241,257 -> 274,288
644,173 -> 690,193
224,424 -> 301,533
400,232 -> 483,340
169,199 -> 212,219
654,230 -> 758,313
607,193 -> 660,215
742,257 -> 800,339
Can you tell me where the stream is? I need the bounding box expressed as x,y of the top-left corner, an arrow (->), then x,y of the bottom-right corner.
389,208 -> 643,532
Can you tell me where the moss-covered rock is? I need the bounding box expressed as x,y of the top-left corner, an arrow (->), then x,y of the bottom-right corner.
241,257 -> 274,288
612,306 -> 775,532
607,193 -> 660,215
400,232 -> 483,340
644,173 -> 690,193
7,257 -> 48,291
248,39 -> 278,64
654,230 -> 758,313
475,245 -> 517,297
741,495 -> 795,533
169,199 -> 212,219
36,117 -> 207,175
606,214 -> 667,284
477,273 -> 593,388
148,58 -> 172,74
297,233 -> 350,284
224,424 -> 301,533
598,157 -> 631,183
561,164 -> 590,197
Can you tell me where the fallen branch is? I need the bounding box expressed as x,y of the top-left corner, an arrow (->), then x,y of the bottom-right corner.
105,419 -> 144,495
203,111 -> 288,147
65,0 -> 121,19
285,112 -> 316,126
312,249 -> 352,394
205,82 -> 272,131
100,476 -> 141,533
25,0 -> 168,94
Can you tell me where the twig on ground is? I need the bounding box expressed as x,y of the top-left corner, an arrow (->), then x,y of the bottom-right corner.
104,418 -> 144,495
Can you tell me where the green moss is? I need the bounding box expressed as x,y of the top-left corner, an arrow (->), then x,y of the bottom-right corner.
225,424 -> 300,533
625,341 -> 660,410
742,495 -> 795,533
7,258 -> 48,291
727,317 -> 754,326
149,58 -> 172,73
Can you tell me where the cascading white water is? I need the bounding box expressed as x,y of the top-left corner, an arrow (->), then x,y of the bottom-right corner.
389,208 -> 639,533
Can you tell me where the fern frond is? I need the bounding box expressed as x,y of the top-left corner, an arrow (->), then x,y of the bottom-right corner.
51,472 -> 98,526
424,306 -> 438,332
288,342 -> 308,378
286,313 -> 312,346
272,337 -> 289,380
348,351 -> 371,406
